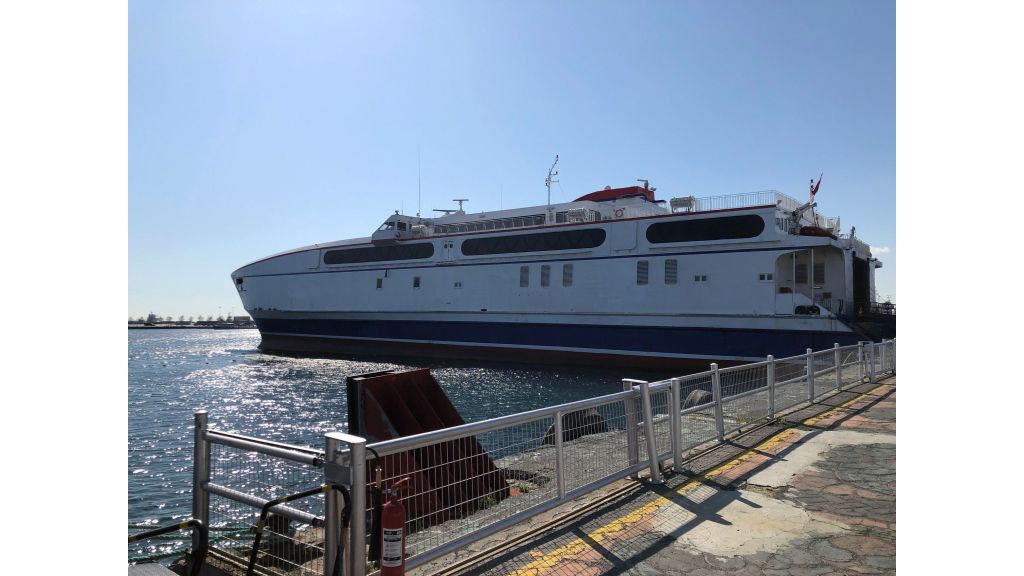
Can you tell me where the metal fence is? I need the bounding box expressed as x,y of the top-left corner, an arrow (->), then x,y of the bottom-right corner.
187,339 -> 894,576
690,190 -> 780,212
191,417 -> 356,576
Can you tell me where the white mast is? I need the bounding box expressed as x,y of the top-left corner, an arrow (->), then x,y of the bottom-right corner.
417,144 -> 421,217
545,154 -> 559,206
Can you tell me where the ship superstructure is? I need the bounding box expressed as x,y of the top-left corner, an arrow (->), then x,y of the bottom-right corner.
231,182 -> 891,368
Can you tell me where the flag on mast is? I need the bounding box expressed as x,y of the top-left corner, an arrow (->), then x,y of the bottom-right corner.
810,174 -> 822,197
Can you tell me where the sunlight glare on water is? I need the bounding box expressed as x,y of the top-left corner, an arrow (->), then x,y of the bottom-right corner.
127,328 -> 648,561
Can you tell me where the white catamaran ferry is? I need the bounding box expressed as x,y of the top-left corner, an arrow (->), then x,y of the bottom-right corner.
231,178 -> 892,369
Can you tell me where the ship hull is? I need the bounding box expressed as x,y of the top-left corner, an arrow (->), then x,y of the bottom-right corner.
233,195 -> 885,368
253,316 -> 862,369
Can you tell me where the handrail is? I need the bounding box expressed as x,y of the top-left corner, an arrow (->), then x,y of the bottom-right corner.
245,484 -> 351,576
128,518 -> 208,576
365,389 -> 636,458
206,429 -> 324,465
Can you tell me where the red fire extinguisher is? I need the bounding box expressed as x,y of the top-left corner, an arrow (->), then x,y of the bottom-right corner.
380,477 -> 410,576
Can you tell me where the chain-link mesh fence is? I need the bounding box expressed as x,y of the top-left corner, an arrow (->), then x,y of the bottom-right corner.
206,442 -> 326,575
186,340 -> 894,575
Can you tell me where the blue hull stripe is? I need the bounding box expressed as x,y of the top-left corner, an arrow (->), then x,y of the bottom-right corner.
255,318 -> 861,360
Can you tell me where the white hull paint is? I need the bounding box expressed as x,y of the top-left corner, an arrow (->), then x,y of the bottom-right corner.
232,187 -> 884,366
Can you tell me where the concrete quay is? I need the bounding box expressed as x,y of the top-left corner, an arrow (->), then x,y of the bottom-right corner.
414,377 -> 897,576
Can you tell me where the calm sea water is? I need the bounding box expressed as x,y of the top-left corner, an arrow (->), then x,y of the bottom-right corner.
127,328 -> 660,561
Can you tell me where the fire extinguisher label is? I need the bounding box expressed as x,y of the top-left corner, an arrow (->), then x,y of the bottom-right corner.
382,527 -> 403,567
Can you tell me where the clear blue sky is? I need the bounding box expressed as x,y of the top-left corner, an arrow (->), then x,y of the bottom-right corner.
128,0 -> 895,319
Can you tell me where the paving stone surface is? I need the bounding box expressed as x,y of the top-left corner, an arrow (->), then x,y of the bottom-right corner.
412,376 -> 896,576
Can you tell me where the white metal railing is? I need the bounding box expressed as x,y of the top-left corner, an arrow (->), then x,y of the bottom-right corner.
774,191 -> 803,213
684,190 -> 779,213
353,339 -> 895,573
189,339 -> 894,576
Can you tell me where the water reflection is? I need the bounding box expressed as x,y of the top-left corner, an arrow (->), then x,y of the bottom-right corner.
127,329 -> 681,560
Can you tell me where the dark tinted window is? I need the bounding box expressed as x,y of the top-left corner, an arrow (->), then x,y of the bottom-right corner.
324,243 -> 434,265
646,215 -> 765,244
462,228 -> 605,256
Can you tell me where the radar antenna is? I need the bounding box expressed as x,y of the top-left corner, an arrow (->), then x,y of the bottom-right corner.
545,154 -> 559,206
434,198 -> 468,216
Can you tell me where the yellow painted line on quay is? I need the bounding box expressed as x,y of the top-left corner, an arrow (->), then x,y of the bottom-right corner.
507,382 -> 893,576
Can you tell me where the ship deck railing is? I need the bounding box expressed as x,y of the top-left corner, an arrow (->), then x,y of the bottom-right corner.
172,340 -> 895,576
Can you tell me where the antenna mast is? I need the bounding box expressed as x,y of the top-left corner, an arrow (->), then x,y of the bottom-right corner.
417,145 -> 421,217
545,154 -> 559,206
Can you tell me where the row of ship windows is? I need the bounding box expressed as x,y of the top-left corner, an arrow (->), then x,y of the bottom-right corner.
631,259 -> 711,286
327,215 -> 766,264
372,262 -> 784,290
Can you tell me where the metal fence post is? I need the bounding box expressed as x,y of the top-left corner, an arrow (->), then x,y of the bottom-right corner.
192,410 -> 210,554
868,344 -> 876,383
669,377 -> 683,472
766,356 -> 775,420
806,348 -> 814,402
554,411 -> 566,499
711,364 -> 724,442
880,339 -> 887,375
324,434 -> 342,576
638,381 -> 663,484
325,433 -> 367,576
834,343 -> 842,391
891,339 -> 896,373
858,342 -> 865,382
623,379 -> 643,480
